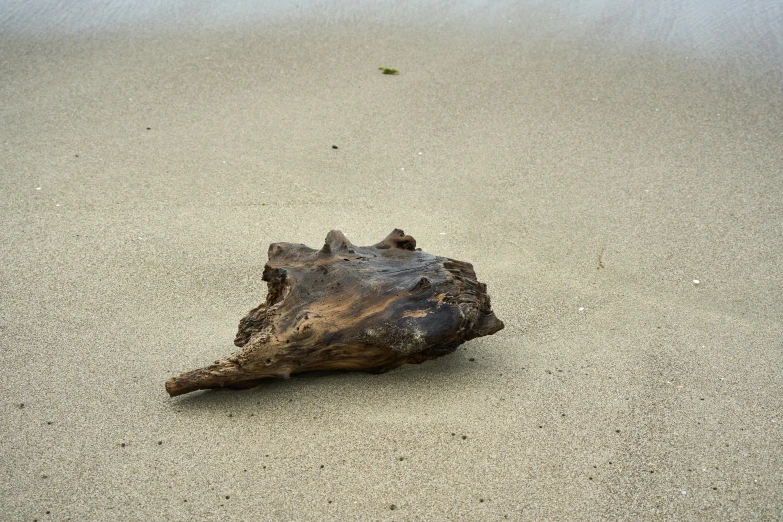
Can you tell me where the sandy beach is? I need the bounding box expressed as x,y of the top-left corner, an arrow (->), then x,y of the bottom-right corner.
1,1 -> 781,520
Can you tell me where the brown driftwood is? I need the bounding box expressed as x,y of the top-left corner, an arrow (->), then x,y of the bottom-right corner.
165,229 -> 503,397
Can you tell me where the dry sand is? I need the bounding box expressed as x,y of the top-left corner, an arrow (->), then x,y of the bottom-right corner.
1,1 -> 782,520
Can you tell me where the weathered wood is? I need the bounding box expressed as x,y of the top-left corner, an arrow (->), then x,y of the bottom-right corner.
165,229 -> 503,397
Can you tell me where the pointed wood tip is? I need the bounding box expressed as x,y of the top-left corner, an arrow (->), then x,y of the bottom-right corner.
325,230 -> 353,251
375,229 -> 416,250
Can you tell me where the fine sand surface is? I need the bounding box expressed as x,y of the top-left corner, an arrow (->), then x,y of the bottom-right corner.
2,1 -> 781,520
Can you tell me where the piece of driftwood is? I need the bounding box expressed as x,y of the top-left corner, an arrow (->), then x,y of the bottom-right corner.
165,229 -> 503,397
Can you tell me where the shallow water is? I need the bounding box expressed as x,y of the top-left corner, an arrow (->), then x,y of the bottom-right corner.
3,0 -> 781,62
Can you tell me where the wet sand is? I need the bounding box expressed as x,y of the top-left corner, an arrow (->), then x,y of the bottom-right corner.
1,1 -> 781,519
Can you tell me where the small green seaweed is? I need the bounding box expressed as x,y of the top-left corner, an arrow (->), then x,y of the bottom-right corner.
378,66 -> 399,75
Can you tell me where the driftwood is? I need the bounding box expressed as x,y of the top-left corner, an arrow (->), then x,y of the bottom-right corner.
165,229 -> 503,397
